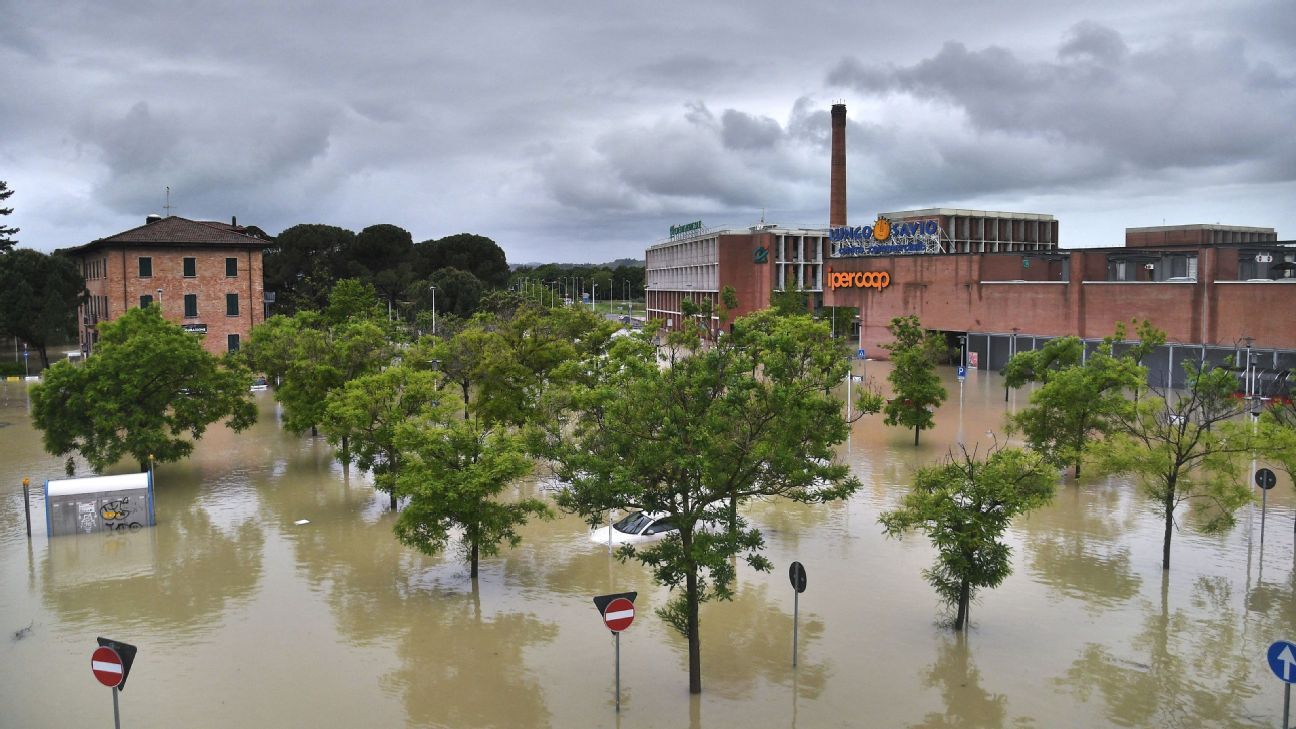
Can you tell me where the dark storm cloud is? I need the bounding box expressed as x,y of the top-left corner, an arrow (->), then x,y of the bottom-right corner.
827,22 -> 1296,174
720,110 -> 783,150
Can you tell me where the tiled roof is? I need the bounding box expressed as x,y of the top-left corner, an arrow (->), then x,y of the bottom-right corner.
67,216 -> 270,252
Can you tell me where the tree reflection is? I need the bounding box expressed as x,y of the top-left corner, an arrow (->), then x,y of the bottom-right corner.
1024,484 -> 1141,608
909,635 -> 1009,729
40,505 -> 263,637
689,581 -> 828,701
1061,573 -> 1268,727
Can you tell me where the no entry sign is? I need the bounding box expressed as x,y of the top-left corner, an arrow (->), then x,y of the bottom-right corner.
92,646 -> 124,688
603,597 -> 635,632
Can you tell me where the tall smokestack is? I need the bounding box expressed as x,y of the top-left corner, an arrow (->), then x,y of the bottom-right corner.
830,103 -> 847,228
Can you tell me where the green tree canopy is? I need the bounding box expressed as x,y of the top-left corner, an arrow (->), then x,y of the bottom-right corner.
880,445 -> 1056,630
31,306 -> 257,474
322,365 -> 444,510
1089,363 -> 1257,569
882,315 -> 949,446
428,267 -> 484,318
264,223 -> 354,314
414,233 -> 510,289
541,311 -> 858,694
0,249 -> 87,367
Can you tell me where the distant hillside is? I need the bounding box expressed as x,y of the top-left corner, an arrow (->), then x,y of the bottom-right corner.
512,259 -> 644,269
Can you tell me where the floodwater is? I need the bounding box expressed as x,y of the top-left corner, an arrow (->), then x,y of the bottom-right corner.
1,366 -> 1293,729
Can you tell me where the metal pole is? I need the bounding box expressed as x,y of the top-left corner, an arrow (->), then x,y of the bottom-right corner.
22,477 -> 31,538
792,589 -> 799,668
1282,682 -> 1290,729
113,686 -> 121,729
1261,487 -> 1267,545
615,631 -> 621,713
431,287 -> 437,336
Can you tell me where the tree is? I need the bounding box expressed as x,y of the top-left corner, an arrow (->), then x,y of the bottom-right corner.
542,312 -> 859,694
322,365 -> 442,510
0,180 -> 18,253
428,267 -> 484,318
769,286 -> 808,316
879,445 -> 1055,630
1258,401 -> 1296,534
1003,332 -> 1148,477
263,224 -> 354,314
413,233 -> 510,289
1089,364 -> 1256,570
392,398 -> 551,578
882,315 -> 948,446
0,249 -> 87,367
31,306 -> 257,474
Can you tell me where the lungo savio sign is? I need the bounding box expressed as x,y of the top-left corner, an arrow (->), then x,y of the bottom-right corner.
831,217 -> 943,257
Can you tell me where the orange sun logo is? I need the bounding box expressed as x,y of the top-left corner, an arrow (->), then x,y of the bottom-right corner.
873,217 -> 891,242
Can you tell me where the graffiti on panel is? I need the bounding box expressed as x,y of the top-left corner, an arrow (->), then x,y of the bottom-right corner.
100,497 -> 143,532
78,502 -> 97,534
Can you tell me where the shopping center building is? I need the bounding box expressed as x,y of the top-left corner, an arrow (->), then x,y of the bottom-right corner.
644,103 -> 1296,387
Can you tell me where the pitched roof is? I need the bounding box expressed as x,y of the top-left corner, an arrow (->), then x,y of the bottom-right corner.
66,216 -> 270,253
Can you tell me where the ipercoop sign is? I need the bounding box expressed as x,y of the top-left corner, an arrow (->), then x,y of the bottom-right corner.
827,268 -> 890,290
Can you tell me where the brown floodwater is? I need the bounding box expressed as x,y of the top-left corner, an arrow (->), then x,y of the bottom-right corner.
1,366 -> 1293,728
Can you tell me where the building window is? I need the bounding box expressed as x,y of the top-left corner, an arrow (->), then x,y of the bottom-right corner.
183,257 -> 196,277
227,334 -> 240,352
139,294 -> 153,308
226,257 -> 238,277
138,257 -> 152,278
226,293 -> 239,316
184,294 -> 198,318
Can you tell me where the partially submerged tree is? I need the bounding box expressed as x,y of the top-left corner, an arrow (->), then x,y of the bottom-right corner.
882,315 -> 948,446
1090,364 -> 1256,570
1004,330 -> 1154,477
879,445 -> 1055,630
393,397 -> 550,579
31,306 -> 257,474
542,311 -> 858,694
0,180 -> 19,253
323,365 -> 442,510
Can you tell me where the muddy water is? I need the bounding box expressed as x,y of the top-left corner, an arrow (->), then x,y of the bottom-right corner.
1,367 -> 1293,728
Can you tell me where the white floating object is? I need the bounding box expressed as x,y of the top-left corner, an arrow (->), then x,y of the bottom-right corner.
294,519 -> 310,525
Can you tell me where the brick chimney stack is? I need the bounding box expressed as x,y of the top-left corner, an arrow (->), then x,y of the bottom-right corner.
830,103 -> 847,228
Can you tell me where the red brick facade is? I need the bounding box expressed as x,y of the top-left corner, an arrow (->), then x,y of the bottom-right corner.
67,217 -> 267,357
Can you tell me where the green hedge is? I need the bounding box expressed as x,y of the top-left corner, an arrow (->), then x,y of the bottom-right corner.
0,360 -> 28,377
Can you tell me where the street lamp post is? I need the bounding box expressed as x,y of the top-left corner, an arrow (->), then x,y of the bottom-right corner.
432,286 -> 443,337
1006,327 -> 1020,402
591,284 -> 598,313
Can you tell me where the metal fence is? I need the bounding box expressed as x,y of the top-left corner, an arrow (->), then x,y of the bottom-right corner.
964,331 -> 1296,395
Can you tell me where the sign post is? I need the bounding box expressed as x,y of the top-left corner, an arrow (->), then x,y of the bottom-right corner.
22,476 -> 31,538
1257,468 -> 1277,543
788,561 -> 807,667
593,592 -> 637,713
92,637 -> 137,729
1267,640 -> 1296,728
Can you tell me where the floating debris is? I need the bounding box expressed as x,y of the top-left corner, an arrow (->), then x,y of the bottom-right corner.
13,621 -> 34,641
294,519 -> 310,525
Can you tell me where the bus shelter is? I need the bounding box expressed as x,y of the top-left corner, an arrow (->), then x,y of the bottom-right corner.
45,472 -> 155,537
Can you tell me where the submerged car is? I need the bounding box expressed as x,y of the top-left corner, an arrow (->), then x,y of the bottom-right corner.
589,511 -> 678,546
250,377 -> 269,392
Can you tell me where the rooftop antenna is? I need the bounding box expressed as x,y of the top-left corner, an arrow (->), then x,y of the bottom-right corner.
760,208 -> 766,225
164,186 -> 172,217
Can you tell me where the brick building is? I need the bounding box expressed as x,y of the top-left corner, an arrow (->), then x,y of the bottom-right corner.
644,103 -> 1296,380
65,215 -> 269,356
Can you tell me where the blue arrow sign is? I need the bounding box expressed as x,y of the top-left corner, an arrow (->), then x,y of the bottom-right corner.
1268,640 -> 1296,684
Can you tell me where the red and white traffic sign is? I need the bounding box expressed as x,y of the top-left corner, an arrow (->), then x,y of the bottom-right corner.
603,597 -> 635,632
91,646 -> 124,688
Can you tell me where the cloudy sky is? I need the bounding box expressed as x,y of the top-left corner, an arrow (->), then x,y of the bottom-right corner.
3,0 -> 1293,263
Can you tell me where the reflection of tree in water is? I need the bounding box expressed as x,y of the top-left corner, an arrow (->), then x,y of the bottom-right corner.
909,635 -> 1009,729
1060,574 -> 1268,727
682,581 -> 827,701
383,586 -> 557,729
255,457 -> 558,726
40,506 -> 263,637
1024,485 -> 1141,608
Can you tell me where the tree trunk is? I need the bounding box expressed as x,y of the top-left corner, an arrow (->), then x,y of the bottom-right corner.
37,344 -> 50,370
684,530 -> 702,695
1074,460 -> 1081,478
1161,478 -> 1175,570
954,577 -> 970,630
728,493 -> 738,541
914,423 -> 920,447
389,490 -> 397,511
470,537 -> 479,579
341,436 -> 349,464
461,382 -> 471,421
311,424 -> 318,437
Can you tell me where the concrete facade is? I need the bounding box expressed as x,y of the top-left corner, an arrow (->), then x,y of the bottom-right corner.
66,216 -> 268,357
